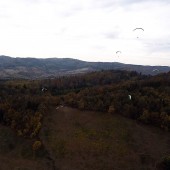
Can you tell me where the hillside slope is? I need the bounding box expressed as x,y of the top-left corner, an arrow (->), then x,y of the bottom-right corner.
0,69 -> 169,169
0,55 -> 170,79
40,106 -> 170,170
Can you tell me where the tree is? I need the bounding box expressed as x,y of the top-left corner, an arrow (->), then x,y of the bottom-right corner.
32,140 -> 42,151
138,109 -> 150,124
32,140 -> 42,158
108,105 -> 115,114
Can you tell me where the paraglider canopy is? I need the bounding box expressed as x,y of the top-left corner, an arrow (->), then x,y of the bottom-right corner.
128,95 -> 132,100
116,51 -> 121,54
133,28 -> 144,38
152,69 -> 159,72
116,51 -> 121,57
133,28 -> 144,31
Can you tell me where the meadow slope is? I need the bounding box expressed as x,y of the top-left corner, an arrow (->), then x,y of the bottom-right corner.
40,106 -> 170,170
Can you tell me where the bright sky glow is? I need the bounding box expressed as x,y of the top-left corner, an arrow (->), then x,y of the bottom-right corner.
0,0 -> 170,65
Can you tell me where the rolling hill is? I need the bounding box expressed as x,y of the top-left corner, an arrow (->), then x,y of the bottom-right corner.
0,68 -> 169,169
0,55 -> 170,79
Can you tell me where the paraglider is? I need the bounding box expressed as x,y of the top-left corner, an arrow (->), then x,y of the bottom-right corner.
133,28 -> 144,31
133,28 -> 144,38
128,95 -> 132,100
116,51 -> 121,53
116,51 -> 121,57
152,69 -> 159,72
42,87 -> 47,92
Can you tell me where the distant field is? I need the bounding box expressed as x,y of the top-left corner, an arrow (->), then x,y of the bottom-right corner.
40,107 -> 170,170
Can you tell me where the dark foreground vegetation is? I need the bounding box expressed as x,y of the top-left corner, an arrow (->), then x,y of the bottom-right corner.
43,70 -> 170,131
0,69 -> 169,169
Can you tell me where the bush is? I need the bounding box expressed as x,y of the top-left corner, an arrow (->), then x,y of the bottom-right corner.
32,140 -> 42,151
157,156 -> 170,170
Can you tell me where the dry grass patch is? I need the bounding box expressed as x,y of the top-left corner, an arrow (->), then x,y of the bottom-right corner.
40,106 -> 170,170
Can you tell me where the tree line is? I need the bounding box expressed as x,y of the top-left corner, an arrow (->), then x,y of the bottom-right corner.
0,70 -> 169,153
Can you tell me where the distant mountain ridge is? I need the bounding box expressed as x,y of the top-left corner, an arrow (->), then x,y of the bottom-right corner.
0,55 -> 170,79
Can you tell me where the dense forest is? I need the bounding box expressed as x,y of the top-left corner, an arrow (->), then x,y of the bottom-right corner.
0,70 -> 170,136
0,69 -> 169,169
40,70 -> 170,131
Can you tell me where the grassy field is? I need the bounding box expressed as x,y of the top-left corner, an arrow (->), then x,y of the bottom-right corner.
40,106 -> 170,170
0,125 -> 53,170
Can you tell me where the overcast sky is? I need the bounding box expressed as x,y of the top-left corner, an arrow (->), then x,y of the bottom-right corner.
0,0 -> 170,66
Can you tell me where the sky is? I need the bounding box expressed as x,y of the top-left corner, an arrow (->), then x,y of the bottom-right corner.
0,0 -> 170,66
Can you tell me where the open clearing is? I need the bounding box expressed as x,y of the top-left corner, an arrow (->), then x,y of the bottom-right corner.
0,125 -> 53,170
40,106 -> 170,170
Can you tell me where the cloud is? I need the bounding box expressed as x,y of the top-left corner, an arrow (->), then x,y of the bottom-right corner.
80,0 -> 166,10
144,40 -> 170,53
103,32 -> 120,39
0,0 -> 170,65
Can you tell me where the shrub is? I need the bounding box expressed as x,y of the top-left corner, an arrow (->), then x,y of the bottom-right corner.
157,156 -> 170,170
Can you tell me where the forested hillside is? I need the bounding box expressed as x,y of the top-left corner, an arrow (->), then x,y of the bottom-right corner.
0,69 -> 169,169
41,70 -> 170,131
0,55 -> 170,79
0,70 -> 170,136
